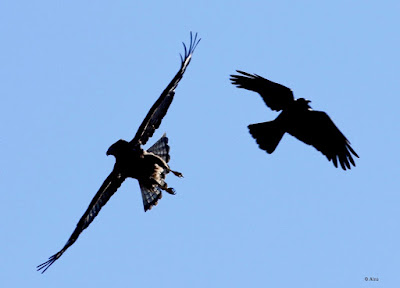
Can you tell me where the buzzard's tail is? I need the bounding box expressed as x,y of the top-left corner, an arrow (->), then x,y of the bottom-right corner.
143,134 -> 182,212
139,181 -> 163,212
248,121 -> 285,154
148,133 -> 170,163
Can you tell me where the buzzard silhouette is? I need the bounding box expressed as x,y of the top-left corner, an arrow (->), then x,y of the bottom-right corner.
37,32 -> 200,273
230,70 -> 358,170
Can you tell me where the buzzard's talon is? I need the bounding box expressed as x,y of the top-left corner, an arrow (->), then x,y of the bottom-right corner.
165,187 -> 176,195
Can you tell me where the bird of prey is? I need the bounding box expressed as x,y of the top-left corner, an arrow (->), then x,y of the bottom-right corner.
37,32 -> 200,273
230,70 -> 358,170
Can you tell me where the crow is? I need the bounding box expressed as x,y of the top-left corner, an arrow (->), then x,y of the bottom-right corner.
230,70 -> 358,170
37,32 -> 200,273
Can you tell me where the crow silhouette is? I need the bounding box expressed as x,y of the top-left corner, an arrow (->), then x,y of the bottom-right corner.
230,70 -> 358,170
37,32 -> 200,273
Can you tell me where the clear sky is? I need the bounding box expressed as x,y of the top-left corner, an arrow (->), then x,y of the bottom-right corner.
1,0 -> 399,287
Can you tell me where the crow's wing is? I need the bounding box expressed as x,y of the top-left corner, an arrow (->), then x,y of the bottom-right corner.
37,169 -> 126,273
230,70 -> 294,111
288,110 -> 359,170
130,32 -> 200,146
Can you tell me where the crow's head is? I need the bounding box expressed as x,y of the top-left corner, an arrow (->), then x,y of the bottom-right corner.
296,98 -> 312,110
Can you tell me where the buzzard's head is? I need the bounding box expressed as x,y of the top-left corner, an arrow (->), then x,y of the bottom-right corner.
106,139 -> 129,157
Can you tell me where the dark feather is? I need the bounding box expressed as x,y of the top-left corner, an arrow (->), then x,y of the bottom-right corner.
37,170 -> 126,273
230,70 -> 294,111
130,32 -> 201,146
287,110 -> 359,170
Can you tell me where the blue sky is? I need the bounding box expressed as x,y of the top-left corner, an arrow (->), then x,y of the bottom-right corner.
1,0 -> 399,287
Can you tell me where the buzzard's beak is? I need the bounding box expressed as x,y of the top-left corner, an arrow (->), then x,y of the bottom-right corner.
106,147 -> 113,156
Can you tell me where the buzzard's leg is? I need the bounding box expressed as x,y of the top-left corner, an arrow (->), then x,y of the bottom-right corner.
152,155 -> 183,178
148,177 -> 176,195
170,170 -> 183,178
157,181 -> 176,195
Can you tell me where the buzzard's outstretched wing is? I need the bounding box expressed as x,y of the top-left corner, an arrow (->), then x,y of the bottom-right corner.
37,170 -> 126,273
130,32 -> 200,146
288,110 -> 359,170
230,70 -> 294,111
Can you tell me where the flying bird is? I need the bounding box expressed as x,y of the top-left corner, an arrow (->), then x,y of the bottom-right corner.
230,70 -> 358,170
37,32 -> 200,273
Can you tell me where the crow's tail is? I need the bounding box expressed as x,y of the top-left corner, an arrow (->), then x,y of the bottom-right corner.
248,120 -> 285,154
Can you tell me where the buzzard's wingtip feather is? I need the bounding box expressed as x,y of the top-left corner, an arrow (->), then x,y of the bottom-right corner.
182,42 -> 187,58
37,253 -> 60,274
